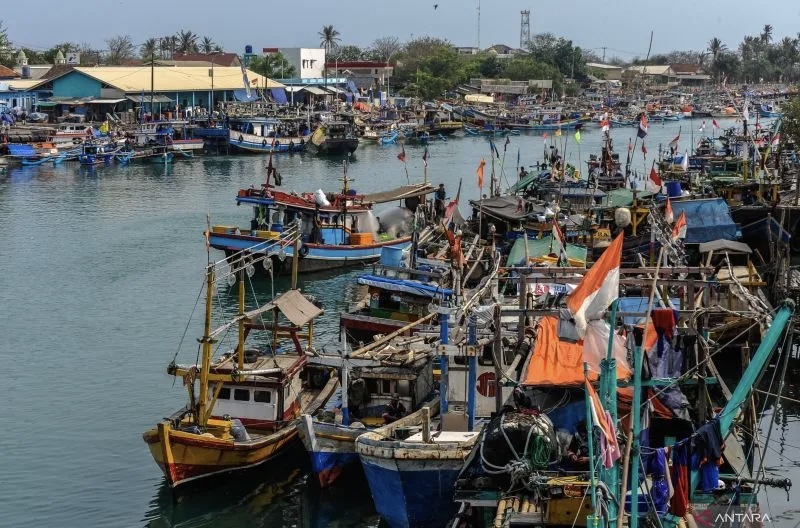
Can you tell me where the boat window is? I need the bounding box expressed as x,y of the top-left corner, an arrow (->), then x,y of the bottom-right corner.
254,390 -> 271,403
234,389 -> 250,401
382,380 -> 392,394
285,386 -> 291,398
218,387 -> 231,400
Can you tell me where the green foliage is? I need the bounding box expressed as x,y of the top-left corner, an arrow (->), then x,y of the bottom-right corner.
0,21 -> 13,67
330,45 -> 364,61
319,25 -> 341,54
527,33 -> 586,79
249,53 -> 296,79
780,97 -> 800,145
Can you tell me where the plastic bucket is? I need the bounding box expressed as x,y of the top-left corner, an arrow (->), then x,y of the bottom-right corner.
380,246 -> 404,268
666,181 -> 682,198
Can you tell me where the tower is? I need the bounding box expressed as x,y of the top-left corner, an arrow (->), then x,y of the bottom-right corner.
520,10 -> 531,49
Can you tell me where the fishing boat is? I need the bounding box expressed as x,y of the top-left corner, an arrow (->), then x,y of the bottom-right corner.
229,117 -> 309,153
49,122 -> 95,147
142,226 -> 339,490
759,103 -> 783,118
77,140 -> 121,166
307,121 -> 359,155
297,335 -> 436,487
208,164 -> 434,274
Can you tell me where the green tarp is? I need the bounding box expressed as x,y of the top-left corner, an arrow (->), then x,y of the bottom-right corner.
505,235 -> 588,267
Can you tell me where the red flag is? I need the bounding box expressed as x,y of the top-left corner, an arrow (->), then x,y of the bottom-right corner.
669,134 -> 680,148
641,142 -> 647,158
422,147 -> 429,167
397,145 -> 406,162
477,158 -> 486,189
665,197 -> 674,223
712,119 -> 720,129
628,139 -> 632,152
672,211 -> 687,241
646,166 -> 662,193
542,132 -> 548,140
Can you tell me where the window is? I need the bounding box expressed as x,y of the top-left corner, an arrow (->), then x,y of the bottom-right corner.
218,388 -> 231,400
234,389 -> 250,401
382,380 -> 392,394
254,390 -> 271,403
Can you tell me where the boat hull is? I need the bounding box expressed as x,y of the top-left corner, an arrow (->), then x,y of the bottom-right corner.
308,138 -> 359,156
297,415 -> 364,487
209,232 -> 412,274
142,421 -> 299,489
229,131 -> 308,153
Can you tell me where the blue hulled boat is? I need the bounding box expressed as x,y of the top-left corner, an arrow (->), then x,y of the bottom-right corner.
229,117 -> 309,153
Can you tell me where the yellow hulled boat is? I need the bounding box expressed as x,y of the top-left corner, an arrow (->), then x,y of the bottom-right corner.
143,224 -> 338,489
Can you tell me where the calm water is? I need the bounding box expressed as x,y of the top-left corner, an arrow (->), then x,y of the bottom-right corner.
3,118 -> 797,527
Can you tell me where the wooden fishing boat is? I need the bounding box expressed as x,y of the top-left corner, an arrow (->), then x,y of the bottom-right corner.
307,121 -> 359,155
143,227 -> 338,490
208,165 -> 434,275
228,117 -> 309,153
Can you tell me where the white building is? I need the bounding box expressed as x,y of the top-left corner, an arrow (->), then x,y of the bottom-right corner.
266,47 -> 326,79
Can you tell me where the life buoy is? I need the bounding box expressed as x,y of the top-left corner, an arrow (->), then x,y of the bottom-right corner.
298,244 -> 309,258
262,139 -> 267,147
238,134 -> 244,143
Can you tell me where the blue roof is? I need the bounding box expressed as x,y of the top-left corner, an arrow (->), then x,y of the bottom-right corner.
671,198 -> 737,243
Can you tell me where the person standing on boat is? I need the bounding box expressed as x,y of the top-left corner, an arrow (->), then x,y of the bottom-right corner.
434,183 -> 446,220
382,394 -> 406,424
519,166 -> 528,179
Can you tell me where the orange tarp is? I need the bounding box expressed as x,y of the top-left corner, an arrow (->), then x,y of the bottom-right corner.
521,316 -> 632,387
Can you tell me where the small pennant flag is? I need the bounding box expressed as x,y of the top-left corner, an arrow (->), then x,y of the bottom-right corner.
542,132 -> 548,140
642,142 -> 648,159
672,211 -> 687,241
397,145 -> 406,162
504,136 -> 511,150
669,134 -> 680,149
771,133 -> 781,147
574,129 -> 582,143
665,197 -> 674,223
600,118 -> 610,132
699,120 -> 706,132
477,158 -> 486,189
422,147 -> 429,167
712,119 -> 720,129
489,140 -> 500,159
241,64 -> 252,98
552,222 -> 569,265
555,127 -> 562,137
637,114 -> 648,139
628,139 -> 633,153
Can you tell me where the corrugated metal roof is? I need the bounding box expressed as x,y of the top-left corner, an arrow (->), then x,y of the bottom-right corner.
6,79 -> 42,90
35,66 -> 283,93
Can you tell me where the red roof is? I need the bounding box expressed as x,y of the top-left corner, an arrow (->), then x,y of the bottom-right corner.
172,53 -> 240,66
0,64 -> 20,79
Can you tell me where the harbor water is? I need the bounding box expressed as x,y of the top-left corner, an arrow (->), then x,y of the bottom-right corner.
2,120 -> 799,527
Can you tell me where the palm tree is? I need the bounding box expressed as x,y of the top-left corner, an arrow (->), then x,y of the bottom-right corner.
200,36 -> 215,54
318,25 -> 341,83
761,24 -> 773,45
176,30 -> 198,54
162,35 -> 178,59
707,37 -> 727,60
140,38 -> 160,61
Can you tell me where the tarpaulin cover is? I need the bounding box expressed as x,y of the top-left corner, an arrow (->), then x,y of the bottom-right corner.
521,316 -> 631,387
670,198 -> 737,243
270,88 -> 288,105
233,89 -> 259,102
506,236 -> 588,267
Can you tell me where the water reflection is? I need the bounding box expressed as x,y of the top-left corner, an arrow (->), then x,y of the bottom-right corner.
142,445 -> 379,528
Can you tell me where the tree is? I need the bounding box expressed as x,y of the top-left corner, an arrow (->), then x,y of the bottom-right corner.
140,38 -> 160,61
0,21 -> 12,67
318,25 -> 341,56
527,33 -> 586,79
106,35 -> 136,65
707,37 -> 727,60
329,44 -> 364,61
176,30 -> 198,54
371,36 -> 402,61
249,52 -> 296,79
78,42 -> 103,65
161,35 -> 178,59
780,97 -> 800,146
761,24 -> 773,45
200,36 -> 215,54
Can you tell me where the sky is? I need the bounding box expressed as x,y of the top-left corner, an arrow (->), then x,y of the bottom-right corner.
3,0 -> 800,60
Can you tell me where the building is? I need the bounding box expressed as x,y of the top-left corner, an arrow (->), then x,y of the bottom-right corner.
586,62 -> 623,81
670,63 -> 711,86
454,46 -> 480,55
171,53 -> 241,67
485,44 -> 525,60
27,66 -> 280,119
0,80 -> 38,110
269,48 -> 326,79
623,65 -> 677,85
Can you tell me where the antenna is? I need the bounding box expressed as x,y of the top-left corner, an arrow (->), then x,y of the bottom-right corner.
520,10 -> 531,49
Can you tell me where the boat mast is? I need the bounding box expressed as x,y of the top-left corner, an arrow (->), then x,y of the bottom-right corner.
196,264 -> 215,428
341,161 -> 350,246
237,268 -> 246,371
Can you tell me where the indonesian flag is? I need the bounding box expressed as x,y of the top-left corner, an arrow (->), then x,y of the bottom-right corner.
567,233 -> 623,337
672,211 -> 687,241
477,158 -> 486,189
585,380 -> 621,466
646,166 -> 662,193
669,134 -> 680,149
600,119 -> 610,132
552,222 -> 569,265
637,114 -> 648,139
712,119 -> 720,129
665,197 -> 674,223
397,145 -> 406,162
771,133 -> 781,147
641,142 -> 647,159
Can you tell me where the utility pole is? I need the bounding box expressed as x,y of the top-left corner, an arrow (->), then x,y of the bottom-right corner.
602,46 -> 607,62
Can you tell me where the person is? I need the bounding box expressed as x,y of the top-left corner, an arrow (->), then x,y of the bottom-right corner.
565,421 -> 590,469
519,166 -> 528,179
382,394 -> 406,424
434,183 -> 446,220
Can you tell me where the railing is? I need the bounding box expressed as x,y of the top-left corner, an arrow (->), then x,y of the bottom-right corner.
211,221 -> 300,281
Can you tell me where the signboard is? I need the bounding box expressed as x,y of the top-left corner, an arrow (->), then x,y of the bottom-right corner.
66,52 -> 80,65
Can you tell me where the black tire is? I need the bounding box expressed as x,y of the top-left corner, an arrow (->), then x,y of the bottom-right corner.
238,134 -> 244,143
262,139 -> 267,147
298,244 -> 309,258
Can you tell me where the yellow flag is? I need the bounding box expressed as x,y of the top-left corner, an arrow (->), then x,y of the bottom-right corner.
574,130 -> 581,143
555,128 -> 562,137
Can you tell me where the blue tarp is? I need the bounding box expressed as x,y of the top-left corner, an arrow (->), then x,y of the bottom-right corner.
616,297 -> 680,325
671,198 -> 737,243
270,88 -> 288,105
7,144 -> 36,157
233,89 -> 259,103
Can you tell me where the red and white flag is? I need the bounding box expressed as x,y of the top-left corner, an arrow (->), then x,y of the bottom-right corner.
669,134 -> 680,149
600,119 -> 610,132
646,166 -> 662,193
552,222 -> 569,265
771,133 -> 781,147
641,142 -> 648,159
567,233 -> 623,337
712,119 -> 720,129
672,211 -> 687,241
665,197 -> 674,223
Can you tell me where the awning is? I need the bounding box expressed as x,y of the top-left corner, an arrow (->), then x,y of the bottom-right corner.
361,183 -> 435,204
326,86 -> 346,94
271,289 -> 323,327
126,94 -> 173,104
698,239 -> 752,254
303,86 -> 328,96
284,86 -> 305,93
270,88 -> 288,105
87,98 -> 126,104
36,101 -> 58,107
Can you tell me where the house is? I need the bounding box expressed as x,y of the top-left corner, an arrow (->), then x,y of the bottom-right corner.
485,44 -> 525,60
670,63 -> 711,86
269,48 -> 326,80
454,46 -> 480,55
0,64 -> 19,80
586,62 -> 623,81
28,66 -> 280,119
623,65 -> 677,85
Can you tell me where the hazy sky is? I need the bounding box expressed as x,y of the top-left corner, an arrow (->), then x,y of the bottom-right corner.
4,0 -> 800,60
